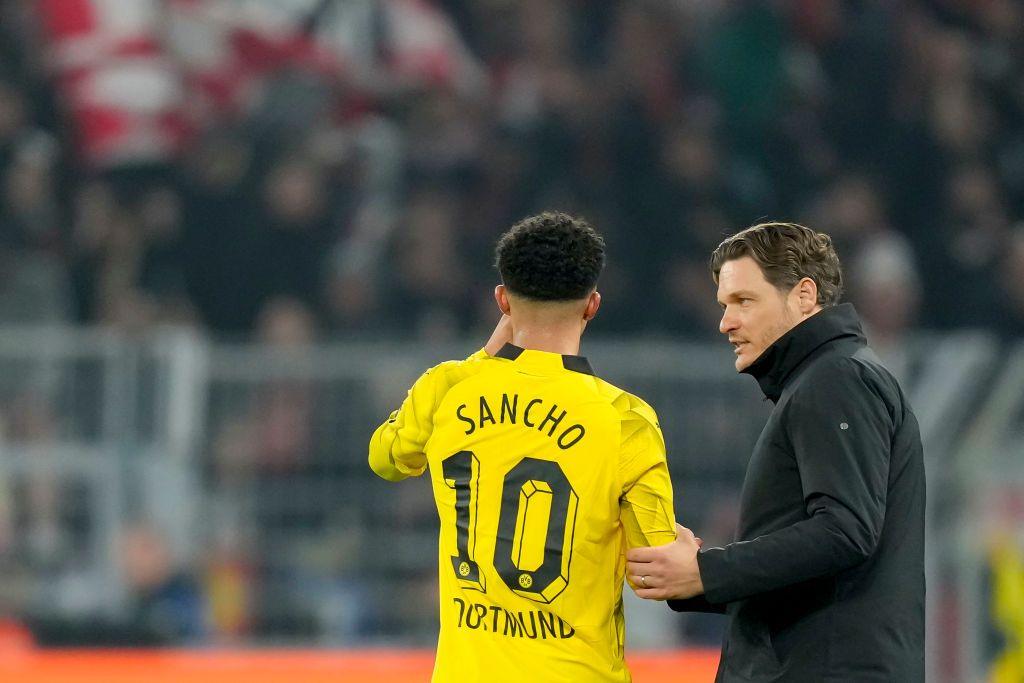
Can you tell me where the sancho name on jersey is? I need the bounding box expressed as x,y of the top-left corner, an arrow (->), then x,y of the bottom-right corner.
455,392 -> 587,450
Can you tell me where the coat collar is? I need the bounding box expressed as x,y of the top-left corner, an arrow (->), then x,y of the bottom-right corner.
741,303 -> 866,402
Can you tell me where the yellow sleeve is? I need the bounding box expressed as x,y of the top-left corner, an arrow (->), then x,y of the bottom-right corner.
368,351 -> 487,482
368,366 -> 442,482
618,399 -> 676,549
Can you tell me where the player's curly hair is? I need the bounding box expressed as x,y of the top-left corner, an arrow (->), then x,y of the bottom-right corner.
710,222 -> 844,306
495,212 -> 605,301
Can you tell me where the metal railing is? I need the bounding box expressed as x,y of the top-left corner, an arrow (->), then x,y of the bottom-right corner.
0,327 -> 1018,681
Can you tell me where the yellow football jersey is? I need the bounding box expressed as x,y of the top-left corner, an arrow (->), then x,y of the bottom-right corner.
369,343 -> 676,683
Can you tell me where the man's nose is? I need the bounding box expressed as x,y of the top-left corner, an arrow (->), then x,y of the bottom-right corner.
720,309 -> 738,335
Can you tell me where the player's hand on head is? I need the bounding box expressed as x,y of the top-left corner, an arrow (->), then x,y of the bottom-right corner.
484,314 -> 514,356
625,524 -> 704,600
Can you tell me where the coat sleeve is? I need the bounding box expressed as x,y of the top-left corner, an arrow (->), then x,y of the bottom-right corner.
697,357 -> 894,605
667,595 -> 728,614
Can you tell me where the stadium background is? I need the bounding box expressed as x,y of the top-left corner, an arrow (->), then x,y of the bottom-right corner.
0,0 -> 1022,681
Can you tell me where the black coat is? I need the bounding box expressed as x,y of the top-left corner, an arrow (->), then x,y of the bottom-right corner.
670,304 -> 926,682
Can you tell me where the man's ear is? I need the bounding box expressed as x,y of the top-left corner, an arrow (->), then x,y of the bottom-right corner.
583,291 -> 601,321
795,278 -> 818,315
495,285 -> 512,315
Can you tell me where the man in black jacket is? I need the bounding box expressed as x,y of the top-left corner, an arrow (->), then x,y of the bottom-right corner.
626,222 -> 925,681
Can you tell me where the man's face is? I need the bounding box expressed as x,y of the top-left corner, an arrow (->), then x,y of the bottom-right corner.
717,257 -> 801,371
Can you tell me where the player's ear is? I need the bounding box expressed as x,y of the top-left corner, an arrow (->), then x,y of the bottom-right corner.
495,285 -> 512,315
583,290 -> 601,321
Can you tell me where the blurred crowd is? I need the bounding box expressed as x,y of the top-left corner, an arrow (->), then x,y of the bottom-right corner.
2,0 -> 1024,657
1,0 -> 1023,347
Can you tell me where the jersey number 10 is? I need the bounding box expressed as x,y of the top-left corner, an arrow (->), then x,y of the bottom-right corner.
442,450 -> 579,604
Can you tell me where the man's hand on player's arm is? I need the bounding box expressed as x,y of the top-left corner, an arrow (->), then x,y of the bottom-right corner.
483,314 -> 514,355
626,523 -> 704,600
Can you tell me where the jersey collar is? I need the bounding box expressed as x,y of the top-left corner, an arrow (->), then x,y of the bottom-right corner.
494,343 -> 596,377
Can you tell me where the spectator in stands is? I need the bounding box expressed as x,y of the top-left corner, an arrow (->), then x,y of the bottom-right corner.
120,522 -> 207,644
0,128 -> 69,325
385,190 -> 473,340
846,231 -> 922,355
251,157 -> 332,317
135,184 -> 197,327
997,225 -> 1024,338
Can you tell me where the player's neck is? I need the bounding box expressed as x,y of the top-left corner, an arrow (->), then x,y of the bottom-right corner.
511,324 -> 582,356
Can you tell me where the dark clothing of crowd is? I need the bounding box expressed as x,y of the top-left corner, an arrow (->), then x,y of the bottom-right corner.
1,1 -> 1023,343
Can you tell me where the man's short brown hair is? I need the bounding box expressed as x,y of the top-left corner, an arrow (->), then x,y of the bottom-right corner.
710,222 -> 844,306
